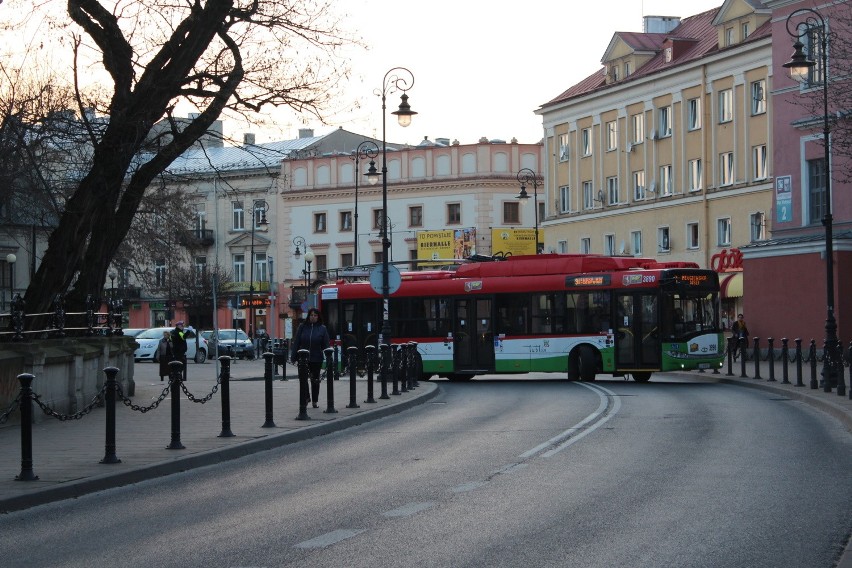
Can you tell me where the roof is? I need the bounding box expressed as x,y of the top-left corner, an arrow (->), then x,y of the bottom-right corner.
539,6 -> 771,110
164,135 -> 326,175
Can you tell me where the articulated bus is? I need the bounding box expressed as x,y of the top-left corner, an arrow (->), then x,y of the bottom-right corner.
317,254 -> 724,382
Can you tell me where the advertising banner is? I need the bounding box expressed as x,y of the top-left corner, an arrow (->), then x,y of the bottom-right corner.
491,228 -> 538,257
417,228 -> 477,261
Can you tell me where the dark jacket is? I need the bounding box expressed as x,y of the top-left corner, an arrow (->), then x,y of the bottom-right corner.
731,320 -> 750,339
291,322 -> 331,363
158,338 -> 173,376
171,327 -> 189,359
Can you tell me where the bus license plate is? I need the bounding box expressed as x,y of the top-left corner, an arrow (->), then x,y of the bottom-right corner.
698,363 -> 710,369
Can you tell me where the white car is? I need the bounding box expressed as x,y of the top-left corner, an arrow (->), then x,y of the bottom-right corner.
133,327 -> 208,363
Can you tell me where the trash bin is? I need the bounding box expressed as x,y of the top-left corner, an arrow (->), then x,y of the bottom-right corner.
273,340 -> 288,365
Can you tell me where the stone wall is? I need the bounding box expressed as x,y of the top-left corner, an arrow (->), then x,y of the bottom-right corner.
0,337 -> 135,426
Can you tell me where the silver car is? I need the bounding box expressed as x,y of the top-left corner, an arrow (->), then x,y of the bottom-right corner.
201,329 -> 255,359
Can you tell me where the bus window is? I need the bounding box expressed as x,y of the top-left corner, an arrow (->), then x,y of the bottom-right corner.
495,293 -> 528,335
663,292 -> 718,338
573,292 -> 611,333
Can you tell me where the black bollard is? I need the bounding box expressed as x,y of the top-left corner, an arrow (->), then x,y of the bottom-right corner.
391,344 -> 402,395
324,348 -> 338,414
100,367 -> 122,464
379,344 -> 390,400
752,337 -> 761,380
399,344 -> 409,394
15,374 -> 38,481
365,345 -> 377,403
411,342 -> 420,388
726,336 -> 735,376
166,360 -> 185,449
767,338 -> 775,382
740,337 -> 747,378
262,352 -> 276,428
218,356 -> 235,437
347,346 -> 360,409
795,339 -> 804,387
781,339 -> 790,384
333,340 -> 341,381
296,349 -> 311,420
809,339 -> 818,389
837,341 -> 848,398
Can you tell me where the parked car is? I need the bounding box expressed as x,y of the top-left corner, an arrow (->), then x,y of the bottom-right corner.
121,328 -> 147,338
133,326 -> 208,363
201,329 -> 255,359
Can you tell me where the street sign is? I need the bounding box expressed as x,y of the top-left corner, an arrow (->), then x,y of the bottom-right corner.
369,265 -> 401,295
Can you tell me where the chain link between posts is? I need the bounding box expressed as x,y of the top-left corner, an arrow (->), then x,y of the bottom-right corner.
31,385 -> 107,421
116,382 -> 171,413
179,375 -> 221,403
0,392 -> 22,424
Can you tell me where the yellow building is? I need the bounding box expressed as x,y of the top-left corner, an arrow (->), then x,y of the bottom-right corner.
537,0 -> 772,312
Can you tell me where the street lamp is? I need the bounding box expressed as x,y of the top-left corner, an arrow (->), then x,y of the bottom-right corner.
366,67 -> 417,350
516,168 -> 541,254
293,236 -> 313,309
108,269 -> 117,334
247,199 -> 269,336
303,251 -> 315,304
5,253 -> 15,310
783,8 -> 842,395
350,140 -> 380,266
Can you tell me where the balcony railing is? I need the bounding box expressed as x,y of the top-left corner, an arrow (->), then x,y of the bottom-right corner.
176,229 -> 215,248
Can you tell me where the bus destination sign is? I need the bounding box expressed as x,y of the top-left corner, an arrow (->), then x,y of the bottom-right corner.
565,274 -> 611,288
674,273 -> 709,286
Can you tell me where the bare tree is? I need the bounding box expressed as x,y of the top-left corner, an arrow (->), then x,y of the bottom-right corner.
1,0 -> 355,321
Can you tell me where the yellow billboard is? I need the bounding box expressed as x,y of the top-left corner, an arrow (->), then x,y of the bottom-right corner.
417,228 -> 477,261
491,228 -> 540,257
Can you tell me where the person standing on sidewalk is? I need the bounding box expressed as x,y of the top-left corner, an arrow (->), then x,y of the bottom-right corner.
290,308 -> 330,408
731,313 -> 749,359
158,331 -> 173,381
171,321 -> 190,380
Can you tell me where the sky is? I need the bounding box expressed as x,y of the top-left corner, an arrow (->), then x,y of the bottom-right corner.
247,0 -> 725,147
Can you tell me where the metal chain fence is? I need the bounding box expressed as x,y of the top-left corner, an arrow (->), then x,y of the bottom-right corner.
32,385 -> 107,421
0,393 -> 22,424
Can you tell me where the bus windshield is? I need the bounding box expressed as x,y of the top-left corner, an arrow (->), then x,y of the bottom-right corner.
662,291 -> 718,340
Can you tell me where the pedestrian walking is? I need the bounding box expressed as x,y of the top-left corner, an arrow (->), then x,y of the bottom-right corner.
171,321 -> 190,380
158,331 -> 173,381
290,308 -> 330,408
731,313 -> 749,359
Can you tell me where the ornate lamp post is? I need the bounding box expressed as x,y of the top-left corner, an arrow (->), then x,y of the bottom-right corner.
516,168 -> 541,254
351,141 -> 380,266
783,8 -> 842,395
247,199 -> 269,336
6,253 -> 15,310
293,236 -> 313,310
365,67 -> 417,349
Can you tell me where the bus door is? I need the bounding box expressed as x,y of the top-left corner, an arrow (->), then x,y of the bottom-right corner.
614,293 -> 661,370
453,298 -> 495,373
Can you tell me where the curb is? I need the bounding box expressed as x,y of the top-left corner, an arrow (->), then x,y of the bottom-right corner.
0,382 -> 439,514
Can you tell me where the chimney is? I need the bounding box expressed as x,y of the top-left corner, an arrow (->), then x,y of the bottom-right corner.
298,128 -> 314,139
243,132 -> 256,146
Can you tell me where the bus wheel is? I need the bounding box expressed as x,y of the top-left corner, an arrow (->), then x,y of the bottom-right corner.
632,372 -> 652,383
447,373 -> 474,382
577,346 -> 597,382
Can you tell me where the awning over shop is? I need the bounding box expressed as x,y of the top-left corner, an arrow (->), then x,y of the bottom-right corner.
720,272 -> 743,298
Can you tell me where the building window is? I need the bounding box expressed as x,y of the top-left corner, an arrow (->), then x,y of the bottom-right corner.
194,207 -> 207,236
254,252 -> 267,282
725,27 -> 734,46
719,89 -> 733,123
583,181 -> 594,210
750,212 -> 766,242
624,62 -> 631,77
804,27 -> 825,86
659,106 -> 672,137
580,237 -> 591,254
717,218 -> 732,246
155,259 -> 167,287
751,80 -> 766,115
409,206 -> 423,227
688,159 -> 702,191
559,186 -> 570,213
631,113 -> 644,143
314,212 -> 326,233
581,128 -> 592,156
447,203 -> 461,224
633,170 -> 646,200
194,256 -> 207,283
373,209 -> 384,230
559,133 -> 569,161
233,254 -> 245,282
606,121 -> 617,151
659,165 -> 673,196
557,240 -> 568,253
752,145 -> 767,180
664,47 -> 673,63
503,201 -> 520,224
341,253 -> 353,267
686,222 -> 699,249
658,227 -> 671,252
720,152 -> 734,186
373,251 -> 383,264
631,230 -> 642,256
808,158 -> 826,224
604,234 -> 615,256
610,64 -> 619,81
340,211 -> 352,232
232,202 -> 244,231
606,176 -> 619,205
687,97 -> 701,130
742,22 -> 751,39
314,254 -> 327,273
252,202 -> 266,230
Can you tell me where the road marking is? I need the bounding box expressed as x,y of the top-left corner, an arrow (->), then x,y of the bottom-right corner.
450,481 -> 487,493
294,529 -> 366,549
542,383 -> 621,457
381,501 -> 434,517
517,382 -> 620,459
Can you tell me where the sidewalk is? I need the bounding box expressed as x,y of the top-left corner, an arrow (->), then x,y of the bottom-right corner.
0,358 -> 438,513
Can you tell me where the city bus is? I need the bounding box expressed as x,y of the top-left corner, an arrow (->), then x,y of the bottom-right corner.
317,254 -> 724,382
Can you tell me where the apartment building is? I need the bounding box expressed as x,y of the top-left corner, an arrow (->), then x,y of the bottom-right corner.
536,0 -> 773,320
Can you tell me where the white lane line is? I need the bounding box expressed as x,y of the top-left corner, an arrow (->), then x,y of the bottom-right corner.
294,529 -> 366,549
381,501 -> 435,518
518,381 -> 608,459
450,481 -> 487,493
491,463 -> 529,476
542,383 -> 621,457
